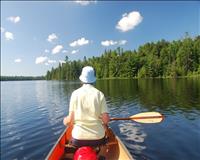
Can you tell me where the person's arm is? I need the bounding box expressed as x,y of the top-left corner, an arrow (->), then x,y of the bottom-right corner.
63,111 -> 74,126
99,92 -> 110,125
100,112 -> 110,125
63,92 -> 75,126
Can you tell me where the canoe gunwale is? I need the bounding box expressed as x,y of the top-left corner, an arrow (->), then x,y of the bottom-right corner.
45,128 -> 67,160
115,135 -> 134,160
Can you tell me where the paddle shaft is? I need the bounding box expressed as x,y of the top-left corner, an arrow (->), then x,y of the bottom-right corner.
110,115 -> 164,121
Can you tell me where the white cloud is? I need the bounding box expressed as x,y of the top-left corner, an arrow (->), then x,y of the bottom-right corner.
44,49 -> 49,53
62,50 -> 68,53
48,60 -> 56,64
75,0 -> 96,6
122,13 -> 128,17
69,37 -> 90,47
47,33 -> 58,42
7,16 -> 21,23
116,11 -> 143,32
101,40 -> 127,46
59,60 -> 66,64
71,49 -> 79,54
5,31 -> 14,40
35,56 -> 48,64
52,45 -> 63,54
101,40 -> 117,46
14,58 -> 22,63
1,27 -> 5,33
45,62 -> 49,66
118,40 -> 127,45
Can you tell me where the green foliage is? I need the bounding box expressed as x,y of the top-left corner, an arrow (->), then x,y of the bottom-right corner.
46,35 -> 200,80
138,67 -> 147,78
1,76 -> 45,81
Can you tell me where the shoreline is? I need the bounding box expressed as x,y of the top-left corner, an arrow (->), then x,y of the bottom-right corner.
1,75 -> 199,81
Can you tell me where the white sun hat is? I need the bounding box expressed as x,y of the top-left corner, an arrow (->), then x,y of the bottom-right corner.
79,66 -> 96,83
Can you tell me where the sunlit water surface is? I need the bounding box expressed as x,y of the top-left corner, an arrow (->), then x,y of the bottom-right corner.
1,79 -> 200,160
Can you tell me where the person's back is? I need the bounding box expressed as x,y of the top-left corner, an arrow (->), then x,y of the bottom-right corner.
70,83 -> 107,140
63,66 -> 110,147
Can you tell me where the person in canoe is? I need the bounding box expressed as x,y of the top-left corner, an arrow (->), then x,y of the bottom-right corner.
63,66 -> 110,148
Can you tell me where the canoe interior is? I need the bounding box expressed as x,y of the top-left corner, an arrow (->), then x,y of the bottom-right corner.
46,126 -> 133,160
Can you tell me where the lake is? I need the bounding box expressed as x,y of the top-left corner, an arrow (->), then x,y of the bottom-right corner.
1,78 -> 200,160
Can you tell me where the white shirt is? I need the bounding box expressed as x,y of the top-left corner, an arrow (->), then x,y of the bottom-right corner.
69,84 -> 108,140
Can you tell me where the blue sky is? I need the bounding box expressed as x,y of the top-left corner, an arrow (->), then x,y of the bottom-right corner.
1,1 -> 199,76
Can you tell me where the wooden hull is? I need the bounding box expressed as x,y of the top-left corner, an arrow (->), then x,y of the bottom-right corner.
46,126 -> 133,160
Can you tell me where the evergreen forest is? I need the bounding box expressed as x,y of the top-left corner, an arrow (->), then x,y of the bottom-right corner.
0,76 -> 45,81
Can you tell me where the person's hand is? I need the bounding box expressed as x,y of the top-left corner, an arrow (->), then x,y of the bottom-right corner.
99,113 -> 110,125
63,116 -> 69,126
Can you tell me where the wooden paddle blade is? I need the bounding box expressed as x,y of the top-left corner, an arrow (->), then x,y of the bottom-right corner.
130,112 -> 164,123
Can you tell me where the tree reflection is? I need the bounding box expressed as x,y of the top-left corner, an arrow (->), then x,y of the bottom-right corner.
95,78 -> 200,118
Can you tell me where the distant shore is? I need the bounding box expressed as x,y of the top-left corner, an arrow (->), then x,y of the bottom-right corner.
1,75 -> 199,81
97,75 -> 200,80
0,76 -> 45,81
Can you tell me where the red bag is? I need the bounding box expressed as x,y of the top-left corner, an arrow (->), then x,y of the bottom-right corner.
74,146 -> 98,160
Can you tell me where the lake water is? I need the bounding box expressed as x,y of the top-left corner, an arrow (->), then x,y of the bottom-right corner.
1,78 -> 200,160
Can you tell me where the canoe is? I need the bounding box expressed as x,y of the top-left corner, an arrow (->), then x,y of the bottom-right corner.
46,126 -> 133,160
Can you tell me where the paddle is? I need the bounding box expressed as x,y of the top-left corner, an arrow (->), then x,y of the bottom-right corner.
110,112 -> 164,123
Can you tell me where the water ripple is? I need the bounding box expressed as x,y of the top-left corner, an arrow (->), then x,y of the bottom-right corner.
118,122 -> 147,155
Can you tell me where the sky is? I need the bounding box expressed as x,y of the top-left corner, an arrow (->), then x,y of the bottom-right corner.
1,1 -> 199,76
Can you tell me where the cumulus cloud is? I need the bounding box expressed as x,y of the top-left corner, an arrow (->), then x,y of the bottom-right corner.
1,27 -> 5,33
35,56 -> 48,64
45,60 -> 57,65
118,40 -> 127,45
5,31 -> 14,40
116,11 -> 143,32
47,33 -> 58,42
59,60 -> 66,64
71,50 -> 79,54
52,45 -> 63,54
69,37 -> 90,47
48,60 -> 56,64
101,40 -> 127,46
35,56 -> 57,65
101,40 -> 117,46
7,16 -> 21,23
14,58 -> 22,63
75,0 -> 96,6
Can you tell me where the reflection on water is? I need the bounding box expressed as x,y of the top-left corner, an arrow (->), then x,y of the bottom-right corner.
119,123 -> 146,153
96,78 -> 200,115
1,78 -> 200,160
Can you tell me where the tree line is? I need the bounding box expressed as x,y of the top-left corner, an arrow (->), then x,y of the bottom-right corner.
1,76 -> 45,81
46,35 -> 200,80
